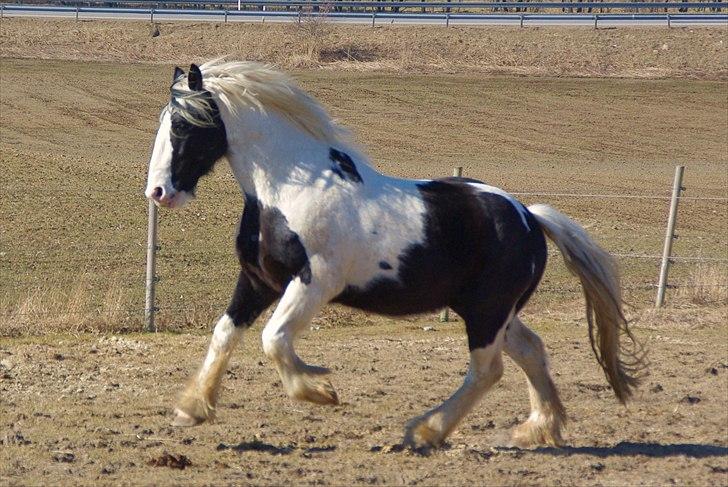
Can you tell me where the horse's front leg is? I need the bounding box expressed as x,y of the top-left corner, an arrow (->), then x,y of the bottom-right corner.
261,276 -> 339,405
173,271 -> 279,426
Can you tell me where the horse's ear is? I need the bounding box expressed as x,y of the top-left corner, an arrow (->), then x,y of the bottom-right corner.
173,66 -> 184,83
188,64 -> 203,91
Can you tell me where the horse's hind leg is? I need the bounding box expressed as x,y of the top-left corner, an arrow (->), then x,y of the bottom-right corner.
504,316 -> 566,447
173,271 -> 278,426
403,305 -> 511,448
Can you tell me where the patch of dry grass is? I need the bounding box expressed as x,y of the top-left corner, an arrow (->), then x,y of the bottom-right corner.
676,264 -> 728,306
0,274 -> 138,337
0,18 -> 726,79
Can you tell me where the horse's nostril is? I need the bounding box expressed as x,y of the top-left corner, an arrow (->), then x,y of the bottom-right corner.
152,187 -> 164,200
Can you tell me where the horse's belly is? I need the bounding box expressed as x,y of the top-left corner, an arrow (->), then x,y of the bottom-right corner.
332,276 -> 449,316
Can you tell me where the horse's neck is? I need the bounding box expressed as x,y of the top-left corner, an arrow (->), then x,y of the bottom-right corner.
224,109 -> 354,206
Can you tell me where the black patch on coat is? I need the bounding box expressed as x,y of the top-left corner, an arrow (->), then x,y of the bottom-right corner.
236,194 -> 312,291
168,92 -> 228,194
226,270 -> 280,328
329,148 -> 363,184
378,261 -> 393,270
333,177 -> 547,351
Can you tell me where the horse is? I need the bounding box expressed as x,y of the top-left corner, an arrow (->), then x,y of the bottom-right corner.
144,60 -> 644,449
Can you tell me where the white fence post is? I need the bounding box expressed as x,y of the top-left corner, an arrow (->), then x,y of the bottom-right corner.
655,165 -> 685,308
439,166 -> 463,323
145,200 -> 159,332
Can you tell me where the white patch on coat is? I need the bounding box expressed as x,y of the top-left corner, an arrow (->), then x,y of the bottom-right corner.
221,106 -> 427,294
467,182 -> 530,230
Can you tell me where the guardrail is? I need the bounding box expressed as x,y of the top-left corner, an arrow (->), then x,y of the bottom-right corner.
3,3 -> 726,25
4,1 -> 727,10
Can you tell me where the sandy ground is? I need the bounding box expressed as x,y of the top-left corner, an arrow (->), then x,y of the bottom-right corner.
1,316 -> 727,485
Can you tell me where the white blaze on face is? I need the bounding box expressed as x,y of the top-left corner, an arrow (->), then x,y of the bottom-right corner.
145,109 -> 174,200
145,109 -> 193,208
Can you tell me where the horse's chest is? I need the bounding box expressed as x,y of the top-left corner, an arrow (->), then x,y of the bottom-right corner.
236,195 -> 311,291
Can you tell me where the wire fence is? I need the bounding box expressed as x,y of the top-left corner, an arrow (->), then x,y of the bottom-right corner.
2,167 -> 727,329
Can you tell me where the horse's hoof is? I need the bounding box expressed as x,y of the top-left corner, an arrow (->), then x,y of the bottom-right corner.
510,421 -> 564,449
292,375 -> 339,405
403,418 -> 443,449
171,408 -> 205,427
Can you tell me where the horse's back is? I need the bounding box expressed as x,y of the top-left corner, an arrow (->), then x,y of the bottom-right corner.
333,177 -> 547,316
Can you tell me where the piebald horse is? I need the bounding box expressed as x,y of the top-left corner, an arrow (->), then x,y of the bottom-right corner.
145,61 -> 643,448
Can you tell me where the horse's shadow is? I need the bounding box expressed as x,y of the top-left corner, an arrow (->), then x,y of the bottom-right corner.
519,441 -> 728,459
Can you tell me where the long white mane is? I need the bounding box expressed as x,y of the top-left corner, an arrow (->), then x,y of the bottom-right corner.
171,60 -> 351,146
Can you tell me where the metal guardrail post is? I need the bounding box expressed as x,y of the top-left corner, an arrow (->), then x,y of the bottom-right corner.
224,9 -> 228,22
372,11 -> 376,26
150,6 -> 154,22
655,165 -> 685,308
594,13 -> 598,28
439,166 -> 463,323
520,14 -> 525,27
667,13 -> 671,27
145,199 -> 159,332
75,5 -> 79,20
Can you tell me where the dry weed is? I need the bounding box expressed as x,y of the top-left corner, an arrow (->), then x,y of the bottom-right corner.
293,4 -> 334,64
676,263 -> 728,305
0,274 -> 138,336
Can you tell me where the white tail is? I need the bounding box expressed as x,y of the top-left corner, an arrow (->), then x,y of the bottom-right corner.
529,204 -> 645,403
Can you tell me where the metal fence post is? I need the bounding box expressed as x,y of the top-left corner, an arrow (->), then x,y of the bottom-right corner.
520,14 -> 525,27
224,9 -> 228,22
76,5 -> 79,20
446,13 -> 450,27
667,13 -> 672,28
439,166 -> 463,323
150,7 -> 154,23
655,165 -> 685,307
372,11 -> 376,26
594,14 -> 598,28
145,200 -> 159,332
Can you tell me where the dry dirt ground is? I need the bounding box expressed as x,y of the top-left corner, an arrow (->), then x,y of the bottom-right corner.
1,316 -> 727,486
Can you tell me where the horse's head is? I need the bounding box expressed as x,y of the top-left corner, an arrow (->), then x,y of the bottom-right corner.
145,64 -> 228,208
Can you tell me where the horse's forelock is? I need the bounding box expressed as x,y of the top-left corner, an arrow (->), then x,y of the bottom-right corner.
169,85 -> 218,129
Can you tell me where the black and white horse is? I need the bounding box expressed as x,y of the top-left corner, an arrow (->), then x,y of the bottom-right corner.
145,61 -> 643,448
